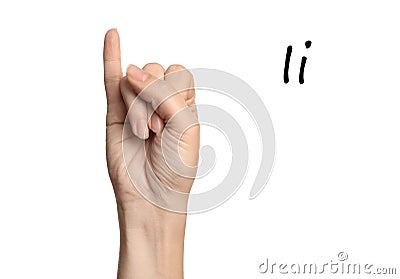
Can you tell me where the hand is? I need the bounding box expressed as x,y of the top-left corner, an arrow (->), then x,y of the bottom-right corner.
104,30 -> 199,211
103,29 -> 199,279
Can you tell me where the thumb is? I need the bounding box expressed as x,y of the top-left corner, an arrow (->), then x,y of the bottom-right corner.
126,64 -> 187,121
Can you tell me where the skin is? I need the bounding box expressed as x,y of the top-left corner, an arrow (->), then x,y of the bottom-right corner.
103,29 -> 199,279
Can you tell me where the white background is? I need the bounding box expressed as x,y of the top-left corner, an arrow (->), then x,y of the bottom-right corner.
0,0 -> 399,278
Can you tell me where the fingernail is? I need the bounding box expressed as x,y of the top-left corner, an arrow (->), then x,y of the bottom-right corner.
136,120 -> 149,139
151,115 -> 163,133
127,65 -> 149,82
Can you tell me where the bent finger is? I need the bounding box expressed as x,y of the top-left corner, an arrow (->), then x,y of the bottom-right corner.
120,77 -> 149,140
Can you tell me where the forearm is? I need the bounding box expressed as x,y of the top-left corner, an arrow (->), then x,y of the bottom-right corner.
117,203 -> 187,279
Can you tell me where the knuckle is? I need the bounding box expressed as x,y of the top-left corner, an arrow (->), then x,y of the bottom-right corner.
143,62 -> 164,71
167,64 -> 185,72
166,64 -> 193,82
104,76 -> 121,88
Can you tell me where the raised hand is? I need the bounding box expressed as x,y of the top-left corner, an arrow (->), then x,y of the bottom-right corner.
103,29 -> 199,279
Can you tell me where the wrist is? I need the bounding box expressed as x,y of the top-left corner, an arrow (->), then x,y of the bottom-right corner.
116,201 -> 187,279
